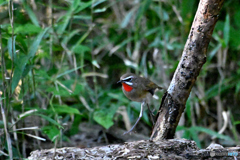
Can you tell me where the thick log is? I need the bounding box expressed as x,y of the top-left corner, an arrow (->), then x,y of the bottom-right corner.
150,0 -> 225,141
28,139 -> 240,159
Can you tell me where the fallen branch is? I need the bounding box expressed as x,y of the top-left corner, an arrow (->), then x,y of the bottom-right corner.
28,139 -> 240,159
150,0 -> 225,141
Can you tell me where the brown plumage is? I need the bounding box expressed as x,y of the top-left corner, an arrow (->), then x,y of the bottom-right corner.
118,73 -> 162,102
118,73 -> 163,134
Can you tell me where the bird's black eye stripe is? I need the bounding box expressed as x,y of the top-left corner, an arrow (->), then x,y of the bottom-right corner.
124,78 -> 132,82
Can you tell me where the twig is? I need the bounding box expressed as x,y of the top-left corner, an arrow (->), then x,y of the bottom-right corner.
91,2 -> 99,108
8,0 -> 14,96
0,26 -> 7,109
1,100 -> 13,160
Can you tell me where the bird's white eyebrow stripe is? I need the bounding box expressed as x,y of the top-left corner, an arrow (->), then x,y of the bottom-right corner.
122,76 -> 133,81
125,82 -> 133,86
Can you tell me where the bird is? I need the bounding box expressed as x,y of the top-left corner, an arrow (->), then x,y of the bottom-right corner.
117,73 -> 163,135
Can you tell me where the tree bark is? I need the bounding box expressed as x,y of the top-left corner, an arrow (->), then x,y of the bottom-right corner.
150,0 -> 225,141
28,139 -> 240,159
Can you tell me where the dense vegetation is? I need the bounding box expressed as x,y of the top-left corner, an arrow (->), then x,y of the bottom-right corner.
0,0 -> 239,158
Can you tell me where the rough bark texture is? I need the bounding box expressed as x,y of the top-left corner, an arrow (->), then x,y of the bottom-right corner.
150,0 -> 225,141
28,139 -> 240,160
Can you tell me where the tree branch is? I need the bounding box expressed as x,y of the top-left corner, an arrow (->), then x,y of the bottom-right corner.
150,0 -> 225,141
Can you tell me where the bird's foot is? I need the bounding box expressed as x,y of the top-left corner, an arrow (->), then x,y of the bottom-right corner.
147,104 -> 155,125
147,104 -> 155,116
149,108 -> 155,116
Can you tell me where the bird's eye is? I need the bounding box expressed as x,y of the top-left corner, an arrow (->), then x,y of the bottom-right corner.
122,76 -> 133,82
124,78 -> 132,82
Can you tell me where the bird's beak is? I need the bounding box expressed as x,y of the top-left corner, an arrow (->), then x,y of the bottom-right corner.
117,80 -> 122,84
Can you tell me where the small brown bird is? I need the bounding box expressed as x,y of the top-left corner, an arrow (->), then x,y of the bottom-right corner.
118,73 -> 163,134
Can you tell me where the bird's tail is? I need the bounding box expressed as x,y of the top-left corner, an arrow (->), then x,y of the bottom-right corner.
157,86 -> 165,90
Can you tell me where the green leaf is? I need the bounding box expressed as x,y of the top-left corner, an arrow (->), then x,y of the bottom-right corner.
22,64 -> 33,78
107,93 -> 129,103
62,29 -> 80,44
93,105 -> 118,129
35,114 -> 63,129
94,109 -> 114,129
205,78 -> 234,100
11,55 -> 29,92
23,3 -> 40,27
144,27 -> 161,37
162,10 -> 169,21
35,69 -> 51,80
121,9 -> 135,28
46,87 -> 70,96
57,12 -> 71,34
56,66 -> 84,78
229,27 -> 240,49
109,37 -> 134,55
16,36 -> 28,53
74,1 -> 93,13
93,0 -> 106,7
57,1 -> 92,33
234,121 -> 240,125
15,23 -> 42,35
8,36 -> 16,62
209,43 -> 222,61
28,27 -> 49,60
0,0 -> 7,6
72,0 -> 80,11
176,125 -> 186,131
73,15 -> 91,20
235,82 -> 240,94
181,0 -> 195,22
223,14 -> 230,46
189,128 -> 201,148
182,129 -> 191,140
42,126 -> 60,141
11,27 -> 49,92
191,126 -> 233,142
135,0 -> 151,24
53,105 -> 81,115
72,45 -> 91,54
0,120 -> 12,129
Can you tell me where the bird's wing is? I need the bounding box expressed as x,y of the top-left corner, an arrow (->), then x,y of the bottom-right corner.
141,78 -> 161,95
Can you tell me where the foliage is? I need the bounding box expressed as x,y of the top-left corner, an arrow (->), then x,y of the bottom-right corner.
0,0 -> 239,159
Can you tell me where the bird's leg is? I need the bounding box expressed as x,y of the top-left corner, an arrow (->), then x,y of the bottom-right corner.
147,103 -> 155,126
123,102 -> 144,135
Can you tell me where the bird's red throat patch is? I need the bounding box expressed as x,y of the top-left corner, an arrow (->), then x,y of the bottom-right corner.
122,83 -> 133,92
